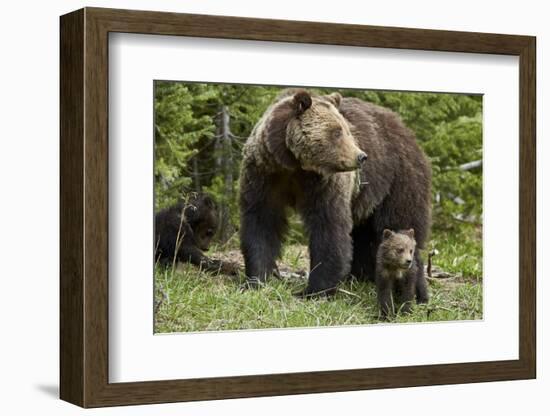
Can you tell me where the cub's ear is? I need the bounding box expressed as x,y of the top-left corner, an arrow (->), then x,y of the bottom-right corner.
383,229 -> 394,240
265,100 -> 300,169
183,202 -> 198,222
292,90 -> 312,115
324,92 -> 342,108
404,228 -> 415,238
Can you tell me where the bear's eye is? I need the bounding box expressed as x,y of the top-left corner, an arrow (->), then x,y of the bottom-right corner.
397,248 -> 404,254
331,128 -> 342,141
410,249 -> 413,255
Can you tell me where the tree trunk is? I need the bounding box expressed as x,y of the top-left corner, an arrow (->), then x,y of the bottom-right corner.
192,156 -> 201,192
217,105 -> 234,242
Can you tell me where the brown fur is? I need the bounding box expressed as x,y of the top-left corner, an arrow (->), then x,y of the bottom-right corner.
376,229 -> 420,316
155,193 -> 239,275
239,89 -> 431,299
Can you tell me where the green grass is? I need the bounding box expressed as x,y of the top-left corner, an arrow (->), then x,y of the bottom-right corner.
154,227 -> 482,333
428,223 -> 483,280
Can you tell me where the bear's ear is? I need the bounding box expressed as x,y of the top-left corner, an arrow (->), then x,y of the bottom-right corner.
324,92 -> 342,108
183,202 -> 198,223
383,229 -> 394,240
265,100 -> 300,169
404,228 -> 415,238
292,90 -> 312,115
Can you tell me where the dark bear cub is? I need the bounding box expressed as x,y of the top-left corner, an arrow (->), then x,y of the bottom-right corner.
155,193 -> 239,275
375,229 -> 428,317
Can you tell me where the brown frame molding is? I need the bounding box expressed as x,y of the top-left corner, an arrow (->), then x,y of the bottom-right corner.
60,7 -> 536,408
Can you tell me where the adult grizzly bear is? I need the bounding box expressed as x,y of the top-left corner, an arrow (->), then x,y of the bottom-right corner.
239,89 -> 431,300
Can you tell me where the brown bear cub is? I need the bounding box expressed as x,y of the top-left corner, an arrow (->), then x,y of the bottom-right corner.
376,229 -> 428,317
155,193 -> 239,275
239,88 -> 432,298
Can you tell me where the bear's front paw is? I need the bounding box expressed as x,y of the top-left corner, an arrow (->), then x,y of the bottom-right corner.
399,302 -> 413,315
239,277 -> 264,293
416,293 -> 429,304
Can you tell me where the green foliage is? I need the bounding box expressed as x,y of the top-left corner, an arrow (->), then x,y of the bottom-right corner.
154,81 -> 280,236
423,112 -> 482,227
428,223 -> 483,280
154,82 -> 218,209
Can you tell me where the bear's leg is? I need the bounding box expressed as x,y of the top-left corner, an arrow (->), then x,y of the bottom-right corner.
376,274 -> 394,318
351,221 -> 378,281
301,204 -> 353,297
240,203 -> 287,287
396,273 -> 416,314
414,251 -> 429,303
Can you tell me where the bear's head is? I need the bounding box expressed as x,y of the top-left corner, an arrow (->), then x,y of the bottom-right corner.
183,193 -> 219,251
379,229 -> 416,271
264,89 -> 367,175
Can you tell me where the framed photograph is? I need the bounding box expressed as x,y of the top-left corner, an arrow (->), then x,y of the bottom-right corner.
60,7 -> 536,408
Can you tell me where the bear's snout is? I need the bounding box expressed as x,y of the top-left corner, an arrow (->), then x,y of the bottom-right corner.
357,152 -> 368,165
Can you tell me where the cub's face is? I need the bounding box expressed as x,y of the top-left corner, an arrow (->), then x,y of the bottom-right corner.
286,96 -> 367,175
192,211 -> 218,251
380,229 -> 416,270
184,194 -> 219,251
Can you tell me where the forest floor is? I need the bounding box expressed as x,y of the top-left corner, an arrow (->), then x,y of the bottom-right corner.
154,226 -> 482,333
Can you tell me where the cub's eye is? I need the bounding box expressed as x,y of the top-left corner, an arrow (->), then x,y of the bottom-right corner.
410,249 -> 413,255
331,128 -> 342,141
397,248 -> 404,254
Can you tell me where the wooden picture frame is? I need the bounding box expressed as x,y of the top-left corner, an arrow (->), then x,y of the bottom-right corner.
60,7 -> 536,408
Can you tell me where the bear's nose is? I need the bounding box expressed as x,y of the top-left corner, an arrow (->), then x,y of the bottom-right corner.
357,153 -> 368,164
406,259 -> 412,265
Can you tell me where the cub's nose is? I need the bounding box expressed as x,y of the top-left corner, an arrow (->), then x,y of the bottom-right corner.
406,259 -> 412,265
357,152 -> 368,165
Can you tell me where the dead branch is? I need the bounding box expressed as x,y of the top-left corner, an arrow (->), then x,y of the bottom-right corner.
459,160 -> 482,171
